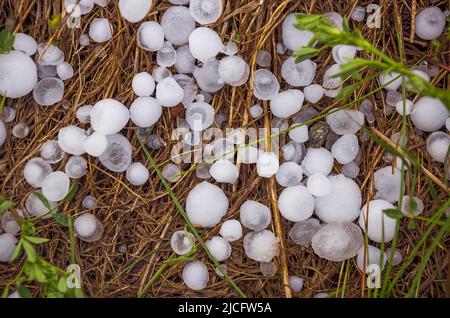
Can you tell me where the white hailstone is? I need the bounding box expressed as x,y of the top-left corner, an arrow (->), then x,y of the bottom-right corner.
331,134 -> 359,164
219,220 -> 242,242
83,132 -> 107,157
288,124 -> 308,143
275,162 -> 303,187
209,160 -> 239,184
89,18 -> 113,43
281,57 -> 316,87
386,248 -> 402,266
75,105 -> 92,124
221,41 -> 238,56
74,213 -> 103,242
79,34 -> 90,46
58,125 -> 86,156
259,261 -> 277,277
90,99 -> 130,135
175,45 -> 196,74
0,51 -> 38,98
332,45 -> 358,64
37,43 -> 64,65
282,13 -> 314,51
326,108 -> 365,135
243,230 -> 279,262
155,77 -> 184,107
161,6 -> 195,46
311,222 -> 363,261
218,55 -> 249,86
401,195 -> 424,216
189,0 -> 223,25
188,27 -> 223,63
278,185 -> 314,222
395,99 -> 414,116
0,233 -> 18,263
426,131 -> 450,163
56,62 -> 74,81
315,174 -> 362,223
23,158 -> 52,187
137,22 -> 165,52
356,245 -> 387,272
307,173 -> 332,197
386,91 -> 402,108
32,77 -> 64,106
359,199 -> 397,243
82,195 -> 97,210
256,50 -> 272,67
237,145 -> 261,164
240,200 -> 271,231
182,261 -> 209,290
253,69 -> 280,101
126,162 -> 149,186
118,0 -> 152,23
1,211 -> 21,235
289,217 -> 322,247
156,41 -> 177,67
303,84 -> 324,104
270,89 -> 304,119
289,276 -> 304,292
342,161 -> 360,178
415,7 -> 446,40
410,97 -> 448,132
206,236 -> 231,262
162,163 -> 181,183
193,59 -> 224,93
42,171 -> 70,201
379,72 -> 402,91
65,156 -> 87,179
351,6 -> 365,22
1,106 -> 15,123
99,133 -> 132,172
186,181 -> 229,228
256,151 -> 279,178
11,122 -> 29,139
12,33 -> 37,55
374,166 -> 402,203
152,66 -> 172,83
132,72 -> 155,97
301,147 -> 333,176
282,141 -> 306,164
185,102 -> 215,131
322,63 -> 343,89
171,230 -> 195,255
129,97 -> 162,128
25,192 -> 57,218
249,104 -> 263,118
276,42 -> 287,54
325,12 -> 343,29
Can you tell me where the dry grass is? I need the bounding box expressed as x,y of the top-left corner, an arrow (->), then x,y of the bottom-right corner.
0,0 -> 449,298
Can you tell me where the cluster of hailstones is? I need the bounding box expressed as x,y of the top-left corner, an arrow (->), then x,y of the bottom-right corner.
0,0 -> 449,293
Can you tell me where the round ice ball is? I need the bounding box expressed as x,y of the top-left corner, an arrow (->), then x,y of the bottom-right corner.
289,123 -> 309,143
99,133 -> 132,172
89,18 -> 113,43
74,213 -> 103,242
162,163 -> 181,182
256,151 -> 279,178
156,77 -> 184,107
289,276 -> 304,292
83,131 -> 108,157
270,89 -> 304,119
189,0 -> 223,25
426,131 -> 450,163
56,62 -> 74,81
156,41 -> 177,67
0,233 -> 18,263
1,211 -> 21,235
0,50 -> 38,98
218,55 -> 249,86
281,57 -> 316,87
253,69 -> 280,101
395,99 -> 414,116
38,139 -> 62,162
118,0 -> 153,23
401,195 -> 424,216
219,219 -> 242,242
186,181 -> 229,228
304,84 -> 324,104
82,195 -> 97,210
90,99 -> 130,135
415,7 -> 446,40
278,185 -> 315,222
65,156 -> 88,179
37,43 -> 64,66
410,96 -> 448,132
161,6 -> 195,46
130,97 -> 162,128
282,13 -> 314,51
206,236 -> 231,262
33,77 -> 64,106
306,173 -> 332,197
356,245 -> 387,272
182,261 -> 209,291
326,109 -> 365,135
301,147 -> 333,176
42,171 -> 70,202
275,162 -> 303,187
13,33 -> 37,55
379,72 -> 402,91
188,27 -> 223,63
185,101 -> 215,131
126,162 -> 149,186
170,230 -> 195,255
243,230 -> 279,262
240,200 -> 271,231
132,72 -> 155,97
76,105 -> 92,124
58,125 -> 87,156
24,157 -> 53,188
331,134 -> 359,164
374,166 -> 402,203
332,45 -> 358,64
359,199 -> 397,243
322,63 -> 343,89
25,192 -> 57,218
209,160 -> 239,184
137,21 -> 164,52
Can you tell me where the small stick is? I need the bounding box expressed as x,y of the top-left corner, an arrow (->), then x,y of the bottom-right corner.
410,0 -> 416,42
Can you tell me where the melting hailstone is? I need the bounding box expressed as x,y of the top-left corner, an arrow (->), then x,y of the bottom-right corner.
58,125 -> 87,156
359,199 -> 397,243
300,147 -> 333,176
65,156 -> 87,178
306,173 -> 332,197
253,69 -> 280,101
240,200 -> 271,231
162,163 -> 181,182
218,55 -> 249,86
25,192 -> 57,218
182,261 -> 209,291
289,276 -> 304,292
415,7 -> 446,40
426,131 -> 450,163
32,77 -> 64,106
90,99 -> 130,135
170,230 -> 195,255
56,62 -> 74,81
137,22 -> 165,52
260,261 -> 277,277
289,217 -> 322,247
401,195 -> 424,216
326,108 -> 365,135
410,96 -> 448,132
24,157 -> 53,187
82,195 -> 97,210
89,18 -> 113,43
156,77 -> 184,107
130,97 -> 162,128
275,162 -> 303,187
118,0 -> 153,23
41,171 -> 70,201
303,84 -> 324,104
0,233 -> 18,263
156,41 -> 177,67
126,162 -> 149,186
356,245 -> 387,272
270,89 -> 304,119
278,185 -> 315,222
188,27 -> 223,63
189,0 -> 223,25
74,213 -> 103,242
193,59 -> 224,93
84,132 -> 108,157
282,13 -> 314,51
281,57 -> 316,87
185,102 -> 215,131
219,219 -> 242,242
209,160 -> 239,184
331,134 -> 359,164
161,6 -> 195,46
175,45 -> 196,74
256,151 -> 279,177
12,33 -> 37,55
76,105 -> 92,123
205,236 -> 231,261
99,133 -> 132,172
243,230 -> 279,262
374,166 -> 402,203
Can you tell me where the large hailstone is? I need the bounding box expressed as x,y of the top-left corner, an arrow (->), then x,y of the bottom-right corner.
253,69 -> 280,101
185,102 -> 215,131
99,133 -> 132,172
240,200 -> 271,231
426,131 -> 450,163
243,230 -> 279,262
278,185 -> 315,222
282,13 -> 314,51
205,236 -> 231,262
270,89 -> 304,118
315,174 -> 362,223
12,33 -> 37,55
410,96 -> 448,132
218,56 -> 249,86
24,157 -> 53,187
275,162 -> 303,187
118,0 -> 153,23
189,0 -> 223,25
33,77 -> 64,106
90,99 -> 130,135
175,45 -> 196,74
58,125 -> 87,155
161,6 -> 195,46
415,7 -> 446,40
219,219 -> 242,242
182,261 -> 209,290
89,18 -> 113,43
281,57 -> 316,87
326,109 -> 365,135
83,132 -> 107,157
0,50 -> 38,98
331,134 -> 359,164
0,233 -> 18,263
42,171 -> 70,201
359,199 -> 397,243
374,166 -> 402,203
188,27 -> 223,63
156,77 -> 184,107
130,97 -> 162,128
137,22 -> 165,52
0,120 -> 6,147
301,147 -> 333,176
186,181 -> 229,228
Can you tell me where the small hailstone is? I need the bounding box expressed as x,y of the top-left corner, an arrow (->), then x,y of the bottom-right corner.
37,43 -> 64,66
386,248 -> 402,266
82,195 -> 97,210
282,141 -> 306,163
218,55 -> 249,86
359,199 -> 397,243
253,69 -> 280,101
270,89 -> 304,119
56,62 -> 74,81
289,276 -> 304,292
410,97 -> 448,132
237,145 -> 261,164
156,41 -> 177,67
152,66 -> 172,83
307,173 -> 332,197
137,22 -> 165,52
1,106 -> 15,123
324,87 -> 342,98
89,18 -> 113,43
0,233 -> 18,263
58,125 -> 87,156
249,104 -> 263,118
209,160 -> 239,184
301,147 -> 333,176
256,50 -> 272,67
0,120 -> 5,147
315,174 -> 362,223
189,0 -> 223,25
130,97 -> 162,128
196,164 -> 211,179
12,33 -> 37,55
147,134 -> 164,150
276,42 -> 287,54
74,213 -> 103,242
278,185 -> 314,222
282,13 -> 314,51
186,181 -> 229,228
289,218 -> 322,247
126,162 -> 149,186
326,109 -> 365,135
240,200 -> 271,231
222,41 -> 238,56
12,123 -> 29,138
351,6 -> 365,22
170,230 -> 195,255
42,171 -> 70,201
395,99 -> 414,116
374,166 -> 402,203
275,162 -> 303,187
379,72 -> 402,91
322,64 -> 343,89
90,99 -> 130,135
325,12 -> 343,29
281,57 -> 316,87
1,211 -> 21,235
24,157 -> 53,188
243,230 -> 279,262
386,91 -> 402,107
182,261 -> 209,290
25,192 -> 57,218
426,131 -> 450,163
289,124 -> 308,143
83,132 -> 107,157
342,161 -> 360,178
132,72 -> 155,97
256,151 -> 279,178
99,133 -> 132,172
161,6 -> 195,46
75,105 -> 92,124
65,156 -> 87,179
332,45 -> 358,64
260,261 -> 277,277
118,0 -> 152,23
193,59 -> 224,93
219,220 -> 242,242
356,245 -> 387,272
303,84 -> 324,104
206,236 -> 231,261
175,45 -> 196,74
185,102 -> 215,131
162,163 -> 181,182
33,77 -> 64,106
188,27 -> 223,63
401,195 -> 424,216
79,34 -> 90,46
415,7 -> 446,40
331,134 -> 359,164
65,0 -> 94,14
156,77 -> 184,107
311,222 -> 363,261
